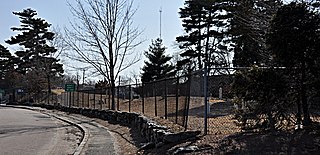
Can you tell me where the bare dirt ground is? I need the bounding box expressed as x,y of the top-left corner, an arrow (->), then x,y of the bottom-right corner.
109,98 -> 320,155
81,97 -> 243,154
57,110 -> 320,155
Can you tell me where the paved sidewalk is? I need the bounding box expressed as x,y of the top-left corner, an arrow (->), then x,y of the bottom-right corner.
57,113 -> 117,155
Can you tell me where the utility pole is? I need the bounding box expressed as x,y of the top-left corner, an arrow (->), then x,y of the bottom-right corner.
76,72 -> 80,90
82,69 -> 85,85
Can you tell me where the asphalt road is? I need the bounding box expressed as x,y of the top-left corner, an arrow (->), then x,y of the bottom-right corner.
0,106 -> 81,155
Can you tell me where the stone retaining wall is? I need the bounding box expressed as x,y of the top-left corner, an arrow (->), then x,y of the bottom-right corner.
40,104 -> 200,148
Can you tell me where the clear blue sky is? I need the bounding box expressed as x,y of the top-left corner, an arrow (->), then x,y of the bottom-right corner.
0,0 -> 185,78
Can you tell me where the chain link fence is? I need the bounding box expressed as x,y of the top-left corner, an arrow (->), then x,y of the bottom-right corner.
184,68 -> 240,135
35,76 -> 190,129
25,68 -> 239,135
18,67 -> 320,135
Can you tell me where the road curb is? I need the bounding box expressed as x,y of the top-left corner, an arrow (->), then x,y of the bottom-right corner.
0,105 -> 88,155
46,113 -> 89,155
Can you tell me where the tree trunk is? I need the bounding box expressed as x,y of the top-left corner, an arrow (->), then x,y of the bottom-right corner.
197,25 -> 202,70
109,42 -> 116,110
267,112 -> 275,132
204,12 -> 211,70
111,76 -> 115,110
296,67 -> 302,127
296,95 -> 302,126
47,75 -> 51,105
301,60 -> 311,126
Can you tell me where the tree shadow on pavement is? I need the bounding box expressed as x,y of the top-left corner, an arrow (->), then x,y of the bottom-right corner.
0,124 -> 75,138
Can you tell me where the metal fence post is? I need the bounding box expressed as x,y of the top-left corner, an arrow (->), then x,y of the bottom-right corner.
61,93 -> 63,106
100,88 -> 103,110
204,67 -> 208,135
184,74 -> 191,130
77,91 -> 79,107
175,76 -> 179,124
154,82 -> 157,117
129,85 -> 131,112
117,86 -> 120,111
50,92 -> 54,105
108,88 -> 111,109
72,91 -> 75,107
118,77 -> 120,111
64,92 -> 67,107
47,92 -> 50,105
82,91 -> 84,108
93,89 -> 96,109
56,94 -> 59,105
142,83 -> 145,114
63,92 -> 68,107
104,89 -> 107,110
87,92 -> 90,108
165,78 -> 168,119
69,92 -> 72,108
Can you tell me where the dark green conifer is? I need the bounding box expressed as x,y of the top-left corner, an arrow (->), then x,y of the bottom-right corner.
141,38 -> 175,83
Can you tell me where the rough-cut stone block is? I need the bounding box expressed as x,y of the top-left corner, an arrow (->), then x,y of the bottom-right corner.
163,130 -> 201,143
138,142 -> 155,150
169,145 -> 199,154
46,105 -> 202,147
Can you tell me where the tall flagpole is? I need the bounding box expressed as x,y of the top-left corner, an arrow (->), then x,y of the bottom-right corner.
159,6 -> 162,39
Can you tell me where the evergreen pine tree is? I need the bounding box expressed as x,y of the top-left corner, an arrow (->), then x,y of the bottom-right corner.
268,1 -> 320,126
141,38 -> 175,83
5,8 -> 63,94
0,44 -> 21,90
230,0 -> 282,67
0,44 -> 13,79
176,0 -> 233,71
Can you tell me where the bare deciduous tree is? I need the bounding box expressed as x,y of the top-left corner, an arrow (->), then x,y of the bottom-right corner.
64,0 -> 143,110
50,26 -> 68,59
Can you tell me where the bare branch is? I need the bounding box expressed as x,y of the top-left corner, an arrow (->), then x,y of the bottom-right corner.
63,0 -> 143,103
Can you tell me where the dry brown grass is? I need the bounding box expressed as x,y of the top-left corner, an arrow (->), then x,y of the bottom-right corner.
44,93 -> 320,154
46,92 -> 240,136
